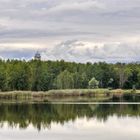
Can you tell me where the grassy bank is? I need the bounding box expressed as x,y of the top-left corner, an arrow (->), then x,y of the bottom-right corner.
0,89 -> 139,100
48,89 -> 140,96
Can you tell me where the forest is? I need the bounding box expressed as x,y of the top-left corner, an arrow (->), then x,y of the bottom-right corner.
0,59 -> 140,91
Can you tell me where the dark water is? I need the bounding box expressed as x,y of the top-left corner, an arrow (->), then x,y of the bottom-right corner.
0,102 -> 140,140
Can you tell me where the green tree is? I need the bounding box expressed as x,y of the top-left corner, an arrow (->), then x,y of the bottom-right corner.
88,77 -> 99,89
31,60 -> 42,91
7,62 -> 30,90
55,70 -> 74,89
0,67 -> 6,91
116,64 -> 132,88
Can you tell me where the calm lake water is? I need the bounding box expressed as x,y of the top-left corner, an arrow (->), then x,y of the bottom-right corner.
0,102 -> 140,140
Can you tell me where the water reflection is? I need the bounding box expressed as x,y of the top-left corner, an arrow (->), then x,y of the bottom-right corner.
111,94 -> 140,102
0,103 -> 140,130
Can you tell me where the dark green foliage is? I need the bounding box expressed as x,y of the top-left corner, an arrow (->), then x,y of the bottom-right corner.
31,60 -> 42,91
0,67 -> 6,91
7,61 -> 31,91
0,59 -> 139,91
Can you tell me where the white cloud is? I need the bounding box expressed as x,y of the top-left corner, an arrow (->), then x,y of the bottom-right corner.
42,40 -> 140,63
0,43 -> 46,59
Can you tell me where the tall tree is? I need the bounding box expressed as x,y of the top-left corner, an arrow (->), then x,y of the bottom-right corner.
55,70 -> 74,89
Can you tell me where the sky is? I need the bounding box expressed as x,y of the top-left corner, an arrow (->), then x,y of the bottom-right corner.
0,0 -> 140,63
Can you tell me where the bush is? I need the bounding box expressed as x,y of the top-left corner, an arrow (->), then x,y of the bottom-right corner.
88,77 -> 99,89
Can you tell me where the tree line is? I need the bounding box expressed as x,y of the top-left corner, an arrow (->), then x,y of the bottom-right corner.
0,59 -> 140,91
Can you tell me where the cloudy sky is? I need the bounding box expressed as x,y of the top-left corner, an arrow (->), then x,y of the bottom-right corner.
0,0 -> 140,63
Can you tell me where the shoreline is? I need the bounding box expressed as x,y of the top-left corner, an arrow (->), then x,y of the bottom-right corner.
0,89 -> 139,102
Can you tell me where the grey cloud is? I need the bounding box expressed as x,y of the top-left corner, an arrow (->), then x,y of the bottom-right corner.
0,0 -> 140,62
0,29 -> 99,40
0,0 -> 139,42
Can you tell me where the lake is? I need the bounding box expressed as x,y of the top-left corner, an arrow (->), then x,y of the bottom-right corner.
0,101 -> 140,140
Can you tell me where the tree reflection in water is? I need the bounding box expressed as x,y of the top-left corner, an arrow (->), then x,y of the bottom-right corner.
0,103 -> 140,130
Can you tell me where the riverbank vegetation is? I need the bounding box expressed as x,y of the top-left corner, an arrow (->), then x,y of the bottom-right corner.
0,59 -> 140,91
0,89 -> 140,101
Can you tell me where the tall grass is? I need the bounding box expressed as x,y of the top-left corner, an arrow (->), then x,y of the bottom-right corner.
0,89 -> 139,100
47,89 -> 110,96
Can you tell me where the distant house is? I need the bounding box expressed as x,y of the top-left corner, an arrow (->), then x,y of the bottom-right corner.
34,51 -> 41,60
